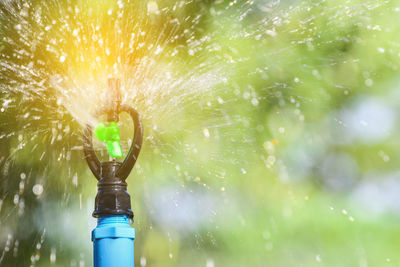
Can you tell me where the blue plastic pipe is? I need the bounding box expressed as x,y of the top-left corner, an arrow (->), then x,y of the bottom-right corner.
92,215 -> 135,267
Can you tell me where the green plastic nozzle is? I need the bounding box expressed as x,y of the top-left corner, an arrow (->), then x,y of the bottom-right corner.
94,121 -> 123,158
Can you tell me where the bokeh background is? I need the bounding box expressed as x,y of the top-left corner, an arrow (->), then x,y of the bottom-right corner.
1,0 -> 400,266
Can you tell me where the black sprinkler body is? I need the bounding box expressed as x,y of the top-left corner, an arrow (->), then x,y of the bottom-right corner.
83,78 -> 143,219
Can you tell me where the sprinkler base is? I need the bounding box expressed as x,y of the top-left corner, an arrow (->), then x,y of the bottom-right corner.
93,161 -> 134,219
92,215 -> 135,267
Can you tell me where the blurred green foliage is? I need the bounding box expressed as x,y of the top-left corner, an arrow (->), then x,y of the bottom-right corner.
1,0 -> 400,266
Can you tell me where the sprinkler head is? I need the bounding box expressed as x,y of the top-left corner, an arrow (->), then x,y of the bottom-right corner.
83,79 -> 143,219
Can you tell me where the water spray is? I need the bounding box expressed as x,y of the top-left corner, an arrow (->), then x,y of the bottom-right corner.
83,78 -> 143,267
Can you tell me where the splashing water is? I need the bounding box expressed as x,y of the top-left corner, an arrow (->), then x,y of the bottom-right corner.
1,0 -> 399,265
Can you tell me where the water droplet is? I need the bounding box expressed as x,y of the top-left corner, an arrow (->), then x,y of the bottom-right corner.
72,173 -> 78,187
19,181 -> 25,194
266,155 -> 276,166
316,254 -> 321,262
32,184 -> 44,196
140,256 -> 146,266
50,248 -> 56,263
206,259 -> 214,267
203,128 -> 210,138
377,47 -> 385,53
13,194 -> 19,204
20,9 -> 28,17
60,55 -> 66,63
117,0 -> 124,9
265,29 -> 277,37
365,78 -> 373,87
154,46 -> 163,55
251,98 -> 259,106
263,141 -> 275,154
147,1 -> 159,14
378,151 -> 390,162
